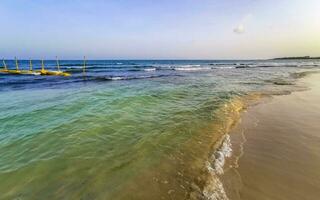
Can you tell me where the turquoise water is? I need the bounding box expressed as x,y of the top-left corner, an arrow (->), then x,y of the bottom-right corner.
0,60 -> 319,199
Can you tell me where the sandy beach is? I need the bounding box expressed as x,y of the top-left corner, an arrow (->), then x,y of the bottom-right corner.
223,73 -> 320,200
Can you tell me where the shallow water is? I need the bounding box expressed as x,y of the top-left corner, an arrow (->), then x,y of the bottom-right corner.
0,59 -> 319,199
224,74 -> 320,200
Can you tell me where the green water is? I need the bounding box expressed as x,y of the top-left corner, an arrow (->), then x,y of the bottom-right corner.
0,60 -> 318,199
0,80 -> 228,198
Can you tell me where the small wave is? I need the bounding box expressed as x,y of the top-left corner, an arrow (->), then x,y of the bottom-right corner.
127,67 -> 157,72
61,63 -> 126,67
181,64 -> 201,67
236,64 -> 301,69
60,64 -> 85,67
89,74 -> 176,82
173,67 -> 211,71
235,65 -> 251,69
265,79 -> 295,85
109,77 -> 124,80
202,135 -> 232,200
109,76 -> 147,80
209,63 -> 236,66
304,64 -> 320,67
92,76 -> 132,81
203,176 -> 229,200
30,72 -> 41,76
210,135 -> 232,175
144,68 -> 156,72
211,66 -> 236,69
290,70 -> 320,79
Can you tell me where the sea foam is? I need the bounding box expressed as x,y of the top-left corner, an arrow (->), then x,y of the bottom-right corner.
212,134 -> 232,175
203,134 -> 232,200
144,68 -> 156,72
173,67 -> 211,71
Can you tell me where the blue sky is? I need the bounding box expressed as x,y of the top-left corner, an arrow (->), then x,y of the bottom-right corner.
0,0 -> 319,59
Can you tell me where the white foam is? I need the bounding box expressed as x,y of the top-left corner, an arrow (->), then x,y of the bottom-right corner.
203,173 -> 229,200
31,72 -> 41,75
110,77 -> 123,80
202,135 -> 232,200
220,66 -> 236,69
182,64 -> 201,67
144,68 -> 156,72
174,67 -> 211,71
212,134 -> 232,175
211,66 -> 236,69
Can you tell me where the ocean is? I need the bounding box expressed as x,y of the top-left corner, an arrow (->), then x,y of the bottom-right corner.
0,59 -> 319,199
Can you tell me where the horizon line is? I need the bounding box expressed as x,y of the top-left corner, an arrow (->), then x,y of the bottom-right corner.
2,56 -> 318,61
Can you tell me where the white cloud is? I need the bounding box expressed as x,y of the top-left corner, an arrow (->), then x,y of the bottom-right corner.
234,24 -> 245,34
233,14 -> 252,34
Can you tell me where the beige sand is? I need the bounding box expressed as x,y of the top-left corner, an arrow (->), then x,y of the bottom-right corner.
223,73 -> 320,200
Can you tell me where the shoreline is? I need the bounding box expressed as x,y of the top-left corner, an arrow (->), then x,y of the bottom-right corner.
220,73 -> 320,200
182,70 -> 320,200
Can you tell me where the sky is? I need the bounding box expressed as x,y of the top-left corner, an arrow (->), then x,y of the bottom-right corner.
0,0 -> 319,59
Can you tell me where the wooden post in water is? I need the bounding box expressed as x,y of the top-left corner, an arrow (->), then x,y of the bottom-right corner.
56,56 -> 61,71
41,59 -> 45,71
29,59 -> 33,71
3,59 -> 7,70
15,57 -> 19,71
82,56 -> 87,80
83,56 -> 86,74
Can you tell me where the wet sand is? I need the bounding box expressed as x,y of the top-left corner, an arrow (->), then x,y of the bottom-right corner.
223,73 -> 320,200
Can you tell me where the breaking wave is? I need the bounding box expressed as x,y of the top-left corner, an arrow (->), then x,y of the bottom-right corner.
144,68 -> 156,72
173,67 -> 211,71
203,135 -> 232,200
88,74 -> 177,81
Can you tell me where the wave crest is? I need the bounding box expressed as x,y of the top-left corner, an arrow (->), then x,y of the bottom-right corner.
202,135 -> 232,200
